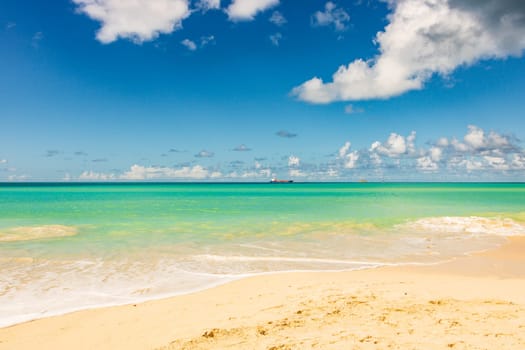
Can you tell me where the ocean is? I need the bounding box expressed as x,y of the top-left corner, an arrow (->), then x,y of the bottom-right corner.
1,182 -> 524,327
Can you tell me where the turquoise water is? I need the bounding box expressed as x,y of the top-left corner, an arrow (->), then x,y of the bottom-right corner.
1,183 -> 525,327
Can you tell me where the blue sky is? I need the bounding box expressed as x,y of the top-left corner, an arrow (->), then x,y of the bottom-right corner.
1,0 -> 525,181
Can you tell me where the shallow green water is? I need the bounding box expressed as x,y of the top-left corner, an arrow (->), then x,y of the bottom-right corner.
1,183 -> 524,327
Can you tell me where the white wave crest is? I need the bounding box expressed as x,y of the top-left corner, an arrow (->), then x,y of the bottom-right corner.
399,216 -> 525,236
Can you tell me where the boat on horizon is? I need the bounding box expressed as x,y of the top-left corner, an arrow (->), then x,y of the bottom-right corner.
270,178 -> 294,183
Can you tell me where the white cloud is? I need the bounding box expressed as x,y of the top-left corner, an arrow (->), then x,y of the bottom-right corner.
338,141 -> 360,169
259,168 -> 272,178
326,168 -> 339,177
75,165 -> 221,181
464,124 -> 485,149
483,156 -> 508,170
370,131 -> 416,157
343,151 -> 359,169
288,155 -> 300,167
31,32 -> 43,48
429,146 -> 443,162
232,144 -> 251,151
417,156 -> 438,171
452,125 -> 514,153
289,169 -> 307,177
79,170 -> 117,180
73,0 -> 190,44
0,159 -> 7,164
269,11 -> 287,26
181,36 -> 215,51
227,167 -> 272,179
226,0 -> 279,21
311,1 -> 350,32
181,38 -> 197,51
451,138 -> 469,152
331,125 -> 524,177
195,150 -> 214,158
445,125 -> 523,172
210,171 -> 222,178
462,159 -> 484,172
200,35 -> 215,47
293,0 -> 525,103
269,32 -> 282,46
344,104 -> 363,114
339,141 -> 351,158
512,154 -> 525,169
7,174 -> 29,181
120,164 -> 216,180
196,0 -> 220,12
406,131 -> 416,154
436,137 -> 450,147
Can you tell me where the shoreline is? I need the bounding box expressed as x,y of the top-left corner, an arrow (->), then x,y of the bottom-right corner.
0,259 -> 452,329
0,246 -> 495,330
1,237 -> 524,349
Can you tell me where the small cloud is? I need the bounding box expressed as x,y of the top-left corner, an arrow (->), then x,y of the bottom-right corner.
7,174 -> 29,181
73,0 -> 190,44
169,148 -> 181,153
269,32 -> 282,46
32,31 -> 43,48
288,155 -> 300,167
311,2 -> 350,32
6,22 -> 16,30
276,130 -> 297,138
338,141 -> 351,158
181,38 -> 197,51
269,11 -> 286,26
344,104 -> 364,114
338,141 -> 360,168
45,150 -> 60,157
200,35 -> 215,47
226,0 -> 279,21
161,154 -> 168,157
0,159 -> 7,164
79,170 -> 116,180
196,0 -> 221,12
417,156 -> 438,171
370,131 -> 416,158
232,144 -> 252,151
119,164 -> 217,180
92,158 -> 108,162
182,36 -> 215,51
195,150 -> 215,158
289,169 -> 306,177
74,151 -> 88,156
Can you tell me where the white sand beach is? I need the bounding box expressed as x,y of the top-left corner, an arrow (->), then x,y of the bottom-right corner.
1,237 -> 524,349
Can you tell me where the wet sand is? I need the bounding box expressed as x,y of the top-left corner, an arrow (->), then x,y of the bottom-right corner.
1,237 -> 524,350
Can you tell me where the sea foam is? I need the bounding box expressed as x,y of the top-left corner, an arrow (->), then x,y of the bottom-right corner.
398,216 -> 525,236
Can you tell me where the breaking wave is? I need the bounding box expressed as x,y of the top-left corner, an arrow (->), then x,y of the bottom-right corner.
397,216 -> 525,237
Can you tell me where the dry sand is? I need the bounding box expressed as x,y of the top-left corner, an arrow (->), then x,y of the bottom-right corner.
1,237 -> 525,350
